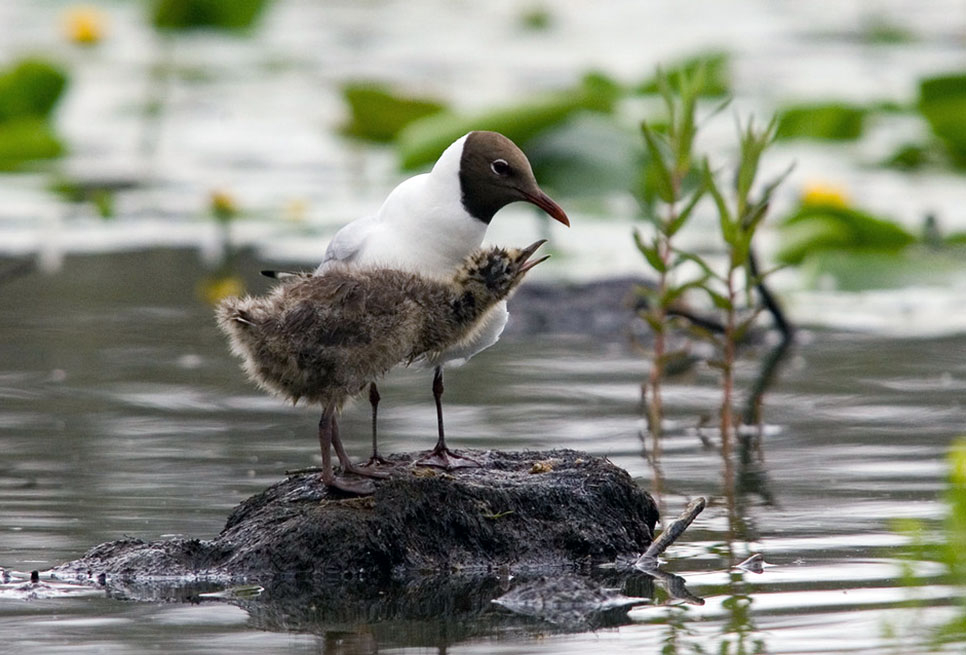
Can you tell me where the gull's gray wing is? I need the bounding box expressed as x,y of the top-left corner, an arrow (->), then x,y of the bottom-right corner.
316,213 -> 380,273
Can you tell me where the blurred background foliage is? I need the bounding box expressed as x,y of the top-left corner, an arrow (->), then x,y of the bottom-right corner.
2,0 -> 966,294
0,58 -> 67,169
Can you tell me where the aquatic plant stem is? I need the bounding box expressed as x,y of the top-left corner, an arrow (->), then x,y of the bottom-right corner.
720,269 -> 736,463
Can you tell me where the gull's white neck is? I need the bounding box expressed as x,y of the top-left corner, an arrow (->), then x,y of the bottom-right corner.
360,134 -> 486,278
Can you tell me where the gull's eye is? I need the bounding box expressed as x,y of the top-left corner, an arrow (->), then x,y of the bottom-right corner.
490,159 -> 511,176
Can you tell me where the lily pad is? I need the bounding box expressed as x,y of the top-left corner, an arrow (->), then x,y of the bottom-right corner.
919,73 -> 966,166
797,247 -> 966,291
340,83 -> 446,143
0,118 -> 63,170
0,58 -> 68,123
777,205 -> 915,265
151,0 -> 269,31
775,102 -> 866,141
396,72 -> 621,170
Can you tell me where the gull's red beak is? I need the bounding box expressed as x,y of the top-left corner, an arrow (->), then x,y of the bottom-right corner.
521,189 -> 570,227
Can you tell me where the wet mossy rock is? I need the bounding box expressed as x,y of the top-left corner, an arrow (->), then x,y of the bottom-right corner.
52,450 -> 658,585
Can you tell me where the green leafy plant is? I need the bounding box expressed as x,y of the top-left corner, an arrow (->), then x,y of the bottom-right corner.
887,438 -> 966,648
637,51 -> 731,98
634,66 -> 790,464
633,68 -> 707,456
700,116 -> 787,455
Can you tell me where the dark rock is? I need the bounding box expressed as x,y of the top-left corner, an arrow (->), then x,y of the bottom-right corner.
51,449 -> 658,587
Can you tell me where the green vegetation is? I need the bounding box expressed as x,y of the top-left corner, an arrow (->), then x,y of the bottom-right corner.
151,0 -> 270,31
50,178 -> 128,219
397,72 -> 621,169
774,195 -> 966,289
919,73 -> 966,167
775,102 -> 866,141
888,438 -> 966,649
0,58 -> 67,123
0,118 -> 62,170
340,83 -> 446,143
636,51 -> 731,98
777,205 -> 916,265
0,58 -> 68,169
633,66 -> 788,465
634,70 -> 706,452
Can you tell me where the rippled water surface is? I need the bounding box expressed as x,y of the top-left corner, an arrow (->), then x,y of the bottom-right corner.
1,248 -> 964,654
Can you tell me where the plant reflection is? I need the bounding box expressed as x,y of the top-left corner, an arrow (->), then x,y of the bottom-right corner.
639,280 -> 793,653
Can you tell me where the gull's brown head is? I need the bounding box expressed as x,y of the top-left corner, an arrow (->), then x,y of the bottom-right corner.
458,131 -> 570,227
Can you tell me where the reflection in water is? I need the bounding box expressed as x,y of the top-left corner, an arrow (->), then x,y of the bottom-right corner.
638,267 -> 795,653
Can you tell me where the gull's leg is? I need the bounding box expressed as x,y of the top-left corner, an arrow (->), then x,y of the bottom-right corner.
331,409 -> 389,481
361,382 -> 393,469
414,367 -> 479,470
319,405 -> 377,495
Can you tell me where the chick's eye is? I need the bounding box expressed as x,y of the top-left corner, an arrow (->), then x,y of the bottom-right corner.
490,159 -> 511,176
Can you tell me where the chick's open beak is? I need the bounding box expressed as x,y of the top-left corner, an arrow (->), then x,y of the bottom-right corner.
521,189 -> 570,227
518,239 -> 550,273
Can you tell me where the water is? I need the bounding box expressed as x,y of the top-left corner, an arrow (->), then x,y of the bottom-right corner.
2,0 -> 966,651
1,248 -> 964,653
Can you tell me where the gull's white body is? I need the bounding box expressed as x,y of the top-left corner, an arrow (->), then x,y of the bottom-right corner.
317,134 -> 509,367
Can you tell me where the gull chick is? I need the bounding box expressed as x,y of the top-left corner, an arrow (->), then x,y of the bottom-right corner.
218,240 -> 548,495
319,131 -> 569,469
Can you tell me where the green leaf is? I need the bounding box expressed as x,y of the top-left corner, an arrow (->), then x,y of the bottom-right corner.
152,0 -> 269,31
686,323 -> 718,343
397,72 -> 620,169
637,51 -> 731,98
667,179 -> 706,237
633,229 -> 667,273
0,58 -> 68,123
642,312 -> 665,333
674,251 -> 722,282
919,74 -> 966,167
777,205 -> 916,265
703,159 -> 735,244
340,83 -> 446,143
641,122 -> 675,204
662,276 -> 709,306
0,117 -> 63,170
794,248 -> 966,291
775,102 -> 866,141
704,287 -> 733,311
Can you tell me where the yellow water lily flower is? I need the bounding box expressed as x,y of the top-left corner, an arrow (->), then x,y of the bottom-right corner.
63,5 -> 107,45
210,189 -> 239,223
800,182 -> 850,208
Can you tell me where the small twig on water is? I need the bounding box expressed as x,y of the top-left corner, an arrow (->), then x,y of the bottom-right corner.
636,496 -> 707,569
